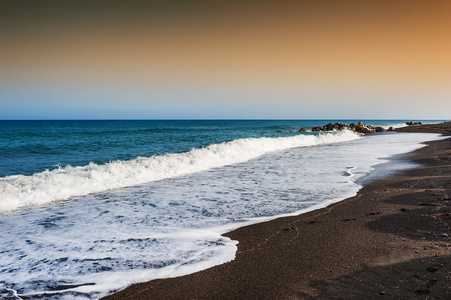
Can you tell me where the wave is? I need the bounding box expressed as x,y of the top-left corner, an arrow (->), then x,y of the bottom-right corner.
380,123 -> 407,129
0,131 -> 360,213
379,121 -> 444,130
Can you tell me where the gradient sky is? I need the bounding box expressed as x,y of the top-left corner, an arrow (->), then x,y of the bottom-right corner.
1,1 -> 450,119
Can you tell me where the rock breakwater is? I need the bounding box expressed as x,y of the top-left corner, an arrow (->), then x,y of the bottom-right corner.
298,122 -> 395,134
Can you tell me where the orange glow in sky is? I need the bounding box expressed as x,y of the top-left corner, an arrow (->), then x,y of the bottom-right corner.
1,1 -> 450,119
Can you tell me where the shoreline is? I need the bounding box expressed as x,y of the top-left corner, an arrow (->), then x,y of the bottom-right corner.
104,122 -> 451,299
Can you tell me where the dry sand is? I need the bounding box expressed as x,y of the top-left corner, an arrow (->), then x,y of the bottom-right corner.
104,122 -> 451,299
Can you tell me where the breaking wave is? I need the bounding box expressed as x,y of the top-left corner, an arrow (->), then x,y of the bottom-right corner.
0,130 -> 360,213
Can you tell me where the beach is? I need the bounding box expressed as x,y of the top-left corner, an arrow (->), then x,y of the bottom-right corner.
104,122 -> 451,299
1,1 -> 450,299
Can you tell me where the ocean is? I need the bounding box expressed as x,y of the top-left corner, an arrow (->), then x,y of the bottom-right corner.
0,120 -> 446,299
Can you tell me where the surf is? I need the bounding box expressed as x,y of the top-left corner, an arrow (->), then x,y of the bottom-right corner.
0,130 -> 360,213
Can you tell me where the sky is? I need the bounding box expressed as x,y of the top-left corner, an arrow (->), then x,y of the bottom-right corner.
0,1 -> 450,120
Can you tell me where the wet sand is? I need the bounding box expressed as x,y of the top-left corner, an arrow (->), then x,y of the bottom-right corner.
104,122 -> 451,299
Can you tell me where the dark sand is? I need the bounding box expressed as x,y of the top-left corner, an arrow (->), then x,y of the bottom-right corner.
104,122 -> 451,299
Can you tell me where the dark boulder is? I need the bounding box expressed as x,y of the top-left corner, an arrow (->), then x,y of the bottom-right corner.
292,121 -> 389,135
335,122 -> 345,130
324,123 -> 334,131
361,126 -> 375,134
406,121 -> 422,126
311,126 -> 324,132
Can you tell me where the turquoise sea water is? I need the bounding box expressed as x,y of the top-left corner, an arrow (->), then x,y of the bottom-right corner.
0,119 -> 447,299
0,119 -> 427,177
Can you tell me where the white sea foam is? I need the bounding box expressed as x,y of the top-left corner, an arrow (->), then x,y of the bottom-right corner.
0,130 -> 360,213
380,122 -> 408,129
0,132 -> 446,299
379,121 -> 444,130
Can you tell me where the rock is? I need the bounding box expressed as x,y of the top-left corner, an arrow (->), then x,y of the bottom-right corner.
311,126 -> 323,132
441,233 -> 449,237
298,128 -> 307,132
427,264 -> 444,272
379,291 -> 386,295
324,123 -> 334,131
361,126 -> 375,134
387,127 -> 395,131
304,122 -> 385,134
406,121 -> 422,126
